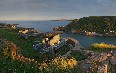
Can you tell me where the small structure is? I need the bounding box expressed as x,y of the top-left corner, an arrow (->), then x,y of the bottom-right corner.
42,34 -> 60,46
19,29 -> 29,34
0,26 -> 7,29
85,31 -> 96,36
27,28 -> 34,31
19,28 -> 35,34
11,24 -> 19,29
6,24 -> 19,29
0,23 -> 7,29
49,34 -> 60,46
45,32 -> 63,37
18,28 -> 40,38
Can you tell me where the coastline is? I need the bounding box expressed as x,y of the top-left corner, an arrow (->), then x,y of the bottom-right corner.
0,22 -> 116,73
53,27 -> 116,37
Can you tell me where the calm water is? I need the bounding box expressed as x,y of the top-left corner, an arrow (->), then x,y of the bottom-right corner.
0,20 -> 116,47
61,33 -> 116,47
0,20 -> 69,33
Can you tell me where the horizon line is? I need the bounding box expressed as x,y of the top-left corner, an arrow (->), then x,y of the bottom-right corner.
0,15 -> 116,21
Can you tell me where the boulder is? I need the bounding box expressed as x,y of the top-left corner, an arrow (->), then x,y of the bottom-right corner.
110,56 -> 116,65
97,64 -> 108,73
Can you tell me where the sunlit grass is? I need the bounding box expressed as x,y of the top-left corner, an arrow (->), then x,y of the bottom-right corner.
91,43 -> 116,52
91,43 -> 116,49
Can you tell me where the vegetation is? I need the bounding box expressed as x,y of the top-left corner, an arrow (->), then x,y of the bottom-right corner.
91,43 -> 116,49
70,51 -> 87,61
0,46 -> 78,73
0,28 -> 73,60
66,39 -> 75,47
0,50 -> 74,73
0,28 -> 79,72
0,29 -> 44,60
91,43 -> 116,52
64,16 -> 116,34
57,45 -> 70,55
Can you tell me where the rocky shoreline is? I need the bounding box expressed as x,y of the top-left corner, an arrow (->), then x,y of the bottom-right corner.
53,26 -> 116,37
53,16 -> 116,37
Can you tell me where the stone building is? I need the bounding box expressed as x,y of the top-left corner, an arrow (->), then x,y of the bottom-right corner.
49,34 -> 60,46
42,34 -> 60,46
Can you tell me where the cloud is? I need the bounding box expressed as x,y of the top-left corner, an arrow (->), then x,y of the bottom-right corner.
0,0 -> 116,20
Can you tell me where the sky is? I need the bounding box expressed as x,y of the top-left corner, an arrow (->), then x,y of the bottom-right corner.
0,0 -> 116,20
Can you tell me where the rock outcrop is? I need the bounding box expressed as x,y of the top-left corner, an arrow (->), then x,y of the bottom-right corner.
78,49 -> 116,73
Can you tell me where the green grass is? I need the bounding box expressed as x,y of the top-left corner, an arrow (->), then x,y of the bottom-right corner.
0,29 -> 45,61
0,29 -> 68,61
0,29 -> 80,73
90,47 -> 113,53
66,40 -> 75,47
57,45 -> 70,55
70,51 -> 87,61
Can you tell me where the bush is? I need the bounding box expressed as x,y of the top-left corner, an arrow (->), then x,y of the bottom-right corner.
91,43 -> 116,52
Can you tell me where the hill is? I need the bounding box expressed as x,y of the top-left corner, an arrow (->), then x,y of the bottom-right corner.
54,16 -> 116,36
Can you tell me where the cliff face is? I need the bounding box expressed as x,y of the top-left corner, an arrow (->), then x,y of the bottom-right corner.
64,16 -> 116,34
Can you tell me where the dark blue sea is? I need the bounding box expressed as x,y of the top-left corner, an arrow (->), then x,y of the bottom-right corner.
0,20 -> 116,47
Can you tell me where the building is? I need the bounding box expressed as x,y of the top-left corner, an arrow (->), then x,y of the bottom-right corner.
85,31 -> 96,36
49,34 -> 60,46
18,28 -> 40,38
19,28 -> 35,34
33,34 -> 62,54
42,34 -> 60,46
0,26 -> 7,29
27,28 -> 34,31
0,23 -> 7,29
11,24 -> 19,29
19,29 -> 29,34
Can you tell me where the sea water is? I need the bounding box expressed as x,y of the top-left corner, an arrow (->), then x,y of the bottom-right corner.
0,20 -> 116,47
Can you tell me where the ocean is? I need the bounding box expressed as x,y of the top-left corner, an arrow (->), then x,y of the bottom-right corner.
0,20 -> 116,47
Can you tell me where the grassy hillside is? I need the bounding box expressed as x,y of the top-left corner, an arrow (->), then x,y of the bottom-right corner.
0,28 -> 81,72
0,28 -> 79,73
64,16 -> 116,34
0,29 -> 46,61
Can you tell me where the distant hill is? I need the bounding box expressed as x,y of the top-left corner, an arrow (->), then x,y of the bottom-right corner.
63,16 -> 116,34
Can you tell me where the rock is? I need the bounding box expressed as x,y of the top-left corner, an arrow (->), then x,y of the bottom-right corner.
78,49 -> 116,73
99,54 -> 108,62
110,56 -> 116,65
79,59 -> 98,73
111,50 -> 116,56
97,64 -> 108,73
